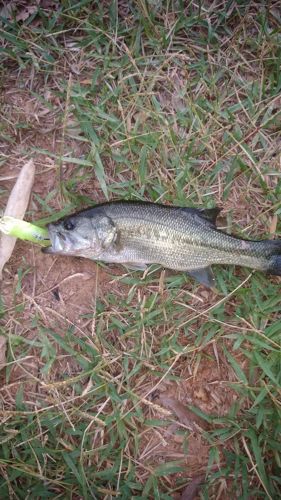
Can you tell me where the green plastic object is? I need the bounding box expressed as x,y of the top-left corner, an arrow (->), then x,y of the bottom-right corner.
0,216 -> 50,246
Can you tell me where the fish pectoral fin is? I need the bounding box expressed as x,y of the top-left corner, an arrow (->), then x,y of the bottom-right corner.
187,266 -> 215,288
96,216 -> 118,250
123,262 -> 148,271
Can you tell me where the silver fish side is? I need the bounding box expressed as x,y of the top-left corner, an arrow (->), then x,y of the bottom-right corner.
43,201 -> 281,287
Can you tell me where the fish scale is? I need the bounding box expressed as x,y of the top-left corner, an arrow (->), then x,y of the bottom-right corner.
44,200 -> 281,288
100,204 -> 269,268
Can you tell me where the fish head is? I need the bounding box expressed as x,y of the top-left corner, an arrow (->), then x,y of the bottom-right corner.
43,212 -> 117,258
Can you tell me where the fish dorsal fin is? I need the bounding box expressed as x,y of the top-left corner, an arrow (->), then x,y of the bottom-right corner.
187,266 -> 215,288
199,207 -> 221,226
181,207 -> 221,227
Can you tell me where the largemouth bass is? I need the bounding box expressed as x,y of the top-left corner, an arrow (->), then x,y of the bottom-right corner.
43,201 -> 281,287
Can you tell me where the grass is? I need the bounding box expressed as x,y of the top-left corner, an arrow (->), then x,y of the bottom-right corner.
0,1 -> 281,498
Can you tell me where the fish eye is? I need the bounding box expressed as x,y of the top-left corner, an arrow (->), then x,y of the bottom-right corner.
63,219 -> 75,231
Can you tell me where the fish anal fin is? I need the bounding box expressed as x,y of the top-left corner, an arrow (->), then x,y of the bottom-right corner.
187,266 -> 215,288
123,262 -> 148,271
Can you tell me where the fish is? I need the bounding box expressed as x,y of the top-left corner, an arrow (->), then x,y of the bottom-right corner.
43,200 -> 281,288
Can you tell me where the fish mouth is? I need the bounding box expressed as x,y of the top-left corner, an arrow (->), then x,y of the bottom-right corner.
42,234 -> 63,254
42,228 -> 68,254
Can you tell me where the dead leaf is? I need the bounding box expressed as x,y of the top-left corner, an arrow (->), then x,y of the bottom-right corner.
269,214 -> 278,237
80,79 -> 92,85
158,269 -> 166,295
16,5 -> 37,22
0,336 -> 6,370
158,395 -> 207,431
194,387 -> 208,402
180,475 -> 205,500
0,159 -> 35,278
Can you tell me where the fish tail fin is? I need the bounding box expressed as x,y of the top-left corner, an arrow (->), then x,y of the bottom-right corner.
267,240 -> 281,276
